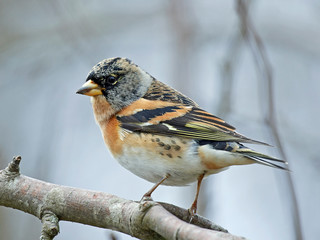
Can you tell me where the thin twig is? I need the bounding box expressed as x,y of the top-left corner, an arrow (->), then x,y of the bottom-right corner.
40,211 -> 60,240
236,1 -> 303,240
217,29 -> 244,117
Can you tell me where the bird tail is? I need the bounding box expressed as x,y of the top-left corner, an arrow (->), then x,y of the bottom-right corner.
236,146 -> 289,170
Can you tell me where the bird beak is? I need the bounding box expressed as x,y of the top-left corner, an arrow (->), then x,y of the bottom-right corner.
76,80 -> 103,96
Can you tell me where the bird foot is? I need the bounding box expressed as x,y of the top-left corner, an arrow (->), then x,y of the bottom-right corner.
140,194 -> 153,202
139,196 -> 156,212
188,205 -> 197,223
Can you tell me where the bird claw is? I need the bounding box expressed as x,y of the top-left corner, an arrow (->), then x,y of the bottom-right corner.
140,195 -> 153,202
139,197 -> 156,212
188,205 -> 197,223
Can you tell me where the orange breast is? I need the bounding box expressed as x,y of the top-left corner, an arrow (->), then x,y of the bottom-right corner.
101,116 -> 123,156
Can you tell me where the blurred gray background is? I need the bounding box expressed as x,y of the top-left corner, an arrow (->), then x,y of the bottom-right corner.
0,0 -> 319,239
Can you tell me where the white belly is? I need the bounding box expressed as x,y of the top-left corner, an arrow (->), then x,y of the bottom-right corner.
114,136 -> 225,186
116,140 -> 205,186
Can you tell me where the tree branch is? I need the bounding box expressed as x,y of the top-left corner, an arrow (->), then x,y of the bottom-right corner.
0,156 -> 245,240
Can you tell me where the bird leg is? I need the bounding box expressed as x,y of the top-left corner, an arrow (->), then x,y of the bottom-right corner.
188,172 -> 206,216
141,174 -> 170,201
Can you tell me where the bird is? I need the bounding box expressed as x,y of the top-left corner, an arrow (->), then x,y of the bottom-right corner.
76,57 -> 287,216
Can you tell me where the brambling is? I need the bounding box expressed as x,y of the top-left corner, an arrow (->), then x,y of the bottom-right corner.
77,57 -> 287,215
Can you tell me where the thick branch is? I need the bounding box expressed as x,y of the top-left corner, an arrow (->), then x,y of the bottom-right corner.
0,156 -> 245,240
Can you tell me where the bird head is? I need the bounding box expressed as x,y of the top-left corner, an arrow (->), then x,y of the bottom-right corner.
77,57 -> 153,111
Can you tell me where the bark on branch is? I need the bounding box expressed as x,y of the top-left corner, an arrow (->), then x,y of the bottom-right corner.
0,156 -> 245,240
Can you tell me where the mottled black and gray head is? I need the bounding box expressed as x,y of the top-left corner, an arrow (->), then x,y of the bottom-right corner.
77,57 -> 153,111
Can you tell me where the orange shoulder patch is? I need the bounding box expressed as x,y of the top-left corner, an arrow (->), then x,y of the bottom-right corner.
148,106 -> 191,124
117,98 -> 176,117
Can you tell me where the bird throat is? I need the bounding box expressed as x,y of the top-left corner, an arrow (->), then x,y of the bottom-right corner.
91,95 -> 117,124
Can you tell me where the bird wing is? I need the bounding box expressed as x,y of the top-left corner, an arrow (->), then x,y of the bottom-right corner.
117,103 -> 268,145
143,80 -> 199,107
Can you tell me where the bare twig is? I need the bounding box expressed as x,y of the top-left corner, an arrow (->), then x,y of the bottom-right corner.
217,30 -> 244,117
166,0 -> 198,96
0,156 -> 245,240
40,211 -> 60,240
4,155 -> 21,176
236,1 -> 303,239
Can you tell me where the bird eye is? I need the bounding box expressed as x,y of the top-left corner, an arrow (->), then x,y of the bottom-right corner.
106,75 -> 118,85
